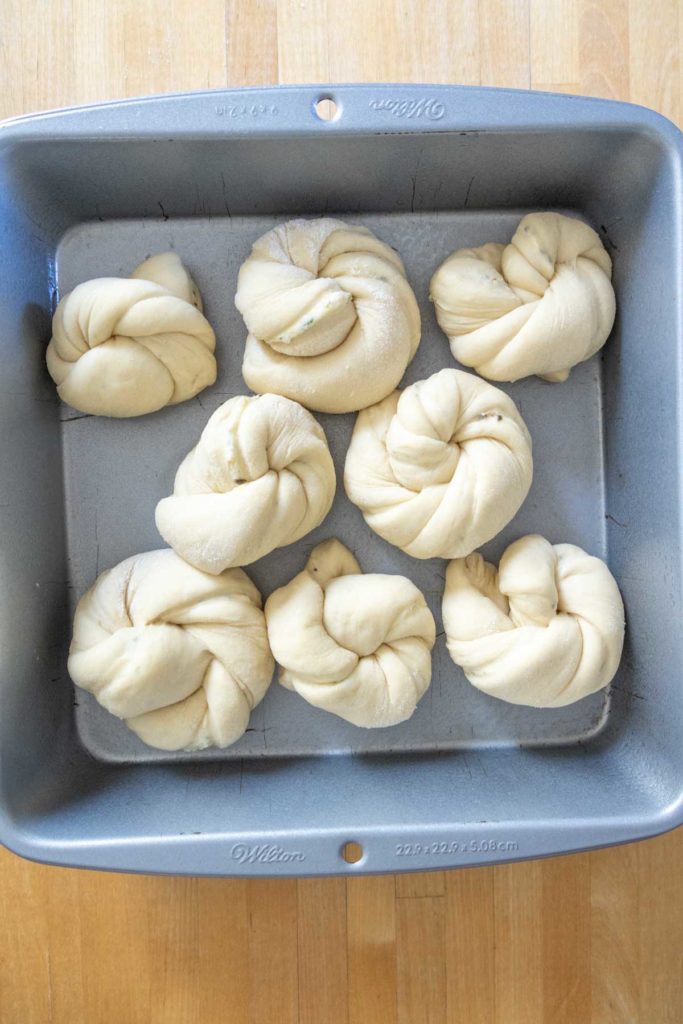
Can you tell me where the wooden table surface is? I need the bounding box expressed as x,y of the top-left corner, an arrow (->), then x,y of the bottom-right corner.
1,2 -> 682,1022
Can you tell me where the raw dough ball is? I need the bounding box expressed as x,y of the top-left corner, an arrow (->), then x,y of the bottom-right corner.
442,534 -> 625,707
344,368 -> 533,560
46,252 -> 217,417
68,549 -> 274,751
235,218 -> 421,413
430,212 -> 616,382
265,539 -> 436,727
156,393 -> 336,574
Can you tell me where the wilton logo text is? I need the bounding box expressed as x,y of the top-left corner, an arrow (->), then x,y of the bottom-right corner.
369,97 -> 446,121
230,843 -> 305,865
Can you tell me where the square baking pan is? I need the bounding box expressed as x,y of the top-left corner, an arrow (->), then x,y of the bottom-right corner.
0,84 -> 681,876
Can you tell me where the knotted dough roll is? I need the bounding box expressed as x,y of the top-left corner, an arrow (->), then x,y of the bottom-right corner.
442,534 -> 625,707
156,393 -> 336,574
344,368 -> 532,559
265,539 -> 436,727
235,218 -> 421,412
46,252 -> 217,417
68,549 -> 274,751
430,212 -> 616,382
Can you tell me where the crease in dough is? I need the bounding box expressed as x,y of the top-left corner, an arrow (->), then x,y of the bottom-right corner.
265,539 -> 437,727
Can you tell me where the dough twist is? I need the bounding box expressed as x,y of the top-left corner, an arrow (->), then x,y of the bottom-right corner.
344,368 -> 532,559
156,393 -> 336,574
68,549 -> 274,751
430,212 -> 615,382
46,252 -> 217,416
442,535 -> 625,707
265,539 -> 436,727
236,218 -> 421,412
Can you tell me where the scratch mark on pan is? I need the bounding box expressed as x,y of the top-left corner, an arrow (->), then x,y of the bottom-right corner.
464,175 -> 475,207
599,224 -> 619,251
24,208 -> 44,231
220,173 -> 232,218
611,685 -> 646,701
94,508 -> 100,577
409,147 -> 425,213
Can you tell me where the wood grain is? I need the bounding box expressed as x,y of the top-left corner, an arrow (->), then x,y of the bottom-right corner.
248,879 -> 299,1024
479,0 -> 531,89
445,867 -> 495,1023
396,895 -> 446,1024
493,861 -> 544,1023
637,827 -> 683,1024
228,0 -> 278,86
541,854 -> 592,1024
347,876 -> 397,1024
0,1 -> 682,1021
297,878 -> 348,1024
396,871 -> 446,898
590,844 -> 640,1024
579,0 -> 630,100
628,0 -> 680,122
531,0 -> 580,89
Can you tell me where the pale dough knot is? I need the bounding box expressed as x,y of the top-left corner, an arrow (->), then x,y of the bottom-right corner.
236,218 -> 421,412
68,549 -> 274,751
442,535 -> 625,707
430,212 -> 616,382
46,252 -> 217,416
155,393 -> 336,574
265,539 -> 436,727
344,368 -> 533,559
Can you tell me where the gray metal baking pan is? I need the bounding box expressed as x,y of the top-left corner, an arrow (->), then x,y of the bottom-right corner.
0,84 -> 681,876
